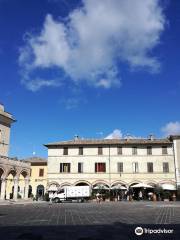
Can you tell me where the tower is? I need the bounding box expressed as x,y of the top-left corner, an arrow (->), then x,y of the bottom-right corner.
0,103 -> 16,157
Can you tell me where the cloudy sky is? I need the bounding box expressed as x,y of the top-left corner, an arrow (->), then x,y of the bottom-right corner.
0,0 -> 180,158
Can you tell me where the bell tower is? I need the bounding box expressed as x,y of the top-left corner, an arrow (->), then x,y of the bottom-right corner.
0,103 -> 16,157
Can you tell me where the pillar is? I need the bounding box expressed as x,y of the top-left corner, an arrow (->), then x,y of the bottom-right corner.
13,177 -> 19,201
0,178 -> 7,200
24,178 -> 30,200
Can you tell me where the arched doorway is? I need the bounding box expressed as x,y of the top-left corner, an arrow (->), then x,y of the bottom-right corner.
6,169 -> 17,200
36,185 -> 44,200
0,167 -> 5,197
18,170 -> 29,199
28,185 -> 32,198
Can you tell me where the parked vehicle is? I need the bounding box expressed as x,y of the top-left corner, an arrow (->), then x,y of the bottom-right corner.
49,186 -> 91,203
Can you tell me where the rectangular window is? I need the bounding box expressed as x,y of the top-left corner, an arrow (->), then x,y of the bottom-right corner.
117,162 -> 123,173
79,147 -> 83,155
117,146 -> 122,155
39,168 -> 44,177
132,162 -> 139,173
95,163 -> 106,172
147,146 -> 152,155
132,147 -> 137,155
78,162 -> 83,173
162,146 -> 168,155
98,147 -> 103,155
60,163 -> 71,173
63,147 -> 68,155
163,162 -> 169,173
147,162 -> 153,173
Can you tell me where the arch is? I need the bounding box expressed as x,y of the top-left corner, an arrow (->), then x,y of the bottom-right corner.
74,180 -> 91,187
60,182 -> 72,188
145,181 -> 157,187
36,185 -> 45,199
0,166 -> 6,178
111,180 -> 128,188
92,180 -> 110,187
19,169 -> 29,178
47,181 -> 60,188
158,180 -> 176,185
128,180 -> 142,187
7,168 -> 17,178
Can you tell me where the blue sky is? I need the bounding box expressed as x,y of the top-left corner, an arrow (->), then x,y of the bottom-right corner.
0,0 -> 180,159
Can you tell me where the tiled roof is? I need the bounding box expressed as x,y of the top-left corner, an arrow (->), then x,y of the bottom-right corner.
23,157 -> 47,163
44,138 -> 172,147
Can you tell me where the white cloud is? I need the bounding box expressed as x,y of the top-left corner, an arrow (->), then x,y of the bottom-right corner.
105,129 -> 123,139
21,78 -> 61,92
19,0 -> 165,91
161,121 -> 180,136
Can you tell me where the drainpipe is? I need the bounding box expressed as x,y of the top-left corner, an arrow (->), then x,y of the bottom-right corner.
108,144 -> 111,191
172,140 -> 179,199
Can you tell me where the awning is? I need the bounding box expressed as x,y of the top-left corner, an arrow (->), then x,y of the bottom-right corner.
161,184 -> 176,191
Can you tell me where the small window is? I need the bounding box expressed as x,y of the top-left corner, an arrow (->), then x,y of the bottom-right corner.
147,162 -> 153,173
58,189 -> 64,194
117,146 -> 122,155
63,147 -> 68,155
147,146 -> 152,155
95,163 -> 106,172
132,162 -> 139,173
98,147 -> 103,155
79,147 -> 83,155
162,146 -> 167,155
78,162 -> 83,173
132,147 -> 137,155
117,162 -> 123,173
163,162 -> 169,173
39,169 -> 44,177
60,163 -> 71,173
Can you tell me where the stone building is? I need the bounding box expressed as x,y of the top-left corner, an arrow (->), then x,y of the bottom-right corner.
45,136 -> 180,193
0,103 -> 30,200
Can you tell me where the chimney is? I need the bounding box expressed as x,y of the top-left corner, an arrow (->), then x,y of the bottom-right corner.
74,135 -> 80,141
148,134 -> 154,141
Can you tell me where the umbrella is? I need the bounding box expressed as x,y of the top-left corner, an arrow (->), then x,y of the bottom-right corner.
93,184 -> 109,190
111,184 -> 127,190
161,184 -> 176,190
131,183 -> 154,188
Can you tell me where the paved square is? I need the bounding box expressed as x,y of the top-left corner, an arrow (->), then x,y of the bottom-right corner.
0,201 -> 180,239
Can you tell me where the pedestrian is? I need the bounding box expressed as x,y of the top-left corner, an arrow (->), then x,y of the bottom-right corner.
139,191 -> 143,200
96,193 -> 100,203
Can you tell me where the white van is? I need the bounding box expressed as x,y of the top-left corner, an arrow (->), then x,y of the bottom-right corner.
50,186 -> 91,203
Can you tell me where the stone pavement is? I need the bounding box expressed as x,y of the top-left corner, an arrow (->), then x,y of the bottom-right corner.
0,201 -> 180,240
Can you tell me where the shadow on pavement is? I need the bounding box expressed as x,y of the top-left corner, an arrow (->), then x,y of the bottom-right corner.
0,223 -> 179,240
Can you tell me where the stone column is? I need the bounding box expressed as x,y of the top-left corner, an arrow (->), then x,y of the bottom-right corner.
0,178 -> 7,200
13,177 -> 19,201
24,178 -> 30,200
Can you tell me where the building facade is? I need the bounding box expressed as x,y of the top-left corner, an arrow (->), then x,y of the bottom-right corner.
45,136 -> 179,191
0,103 -> 30,200
24,157 -> 47,199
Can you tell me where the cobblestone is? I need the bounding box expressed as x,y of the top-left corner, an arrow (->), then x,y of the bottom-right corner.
0,201 -> 180,239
